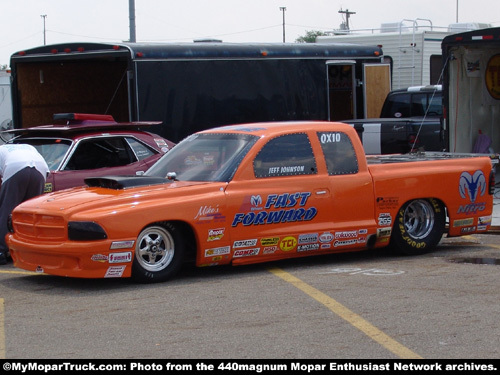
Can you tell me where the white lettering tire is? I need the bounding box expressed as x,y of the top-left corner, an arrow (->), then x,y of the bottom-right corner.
390,198 -> 446,256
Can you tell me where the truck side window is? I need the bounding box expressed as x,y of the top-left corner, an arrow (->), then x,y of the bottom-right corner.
253,133 -> 317,178
125,137 -> 156,161
427,93 -> 442,116
317,132 -> 358,175
411,93 -> 427,116
64,138 -> 134,170
381,93 -> 410,118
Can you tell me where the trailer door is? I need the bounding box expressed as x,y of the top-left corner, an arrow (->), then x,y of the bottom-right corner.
326,61 -> 356,120
363,63 -> 391,118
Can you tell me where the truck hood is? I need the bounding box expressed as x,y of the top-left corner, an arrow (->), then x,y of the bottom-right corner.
19,175 -> 216,213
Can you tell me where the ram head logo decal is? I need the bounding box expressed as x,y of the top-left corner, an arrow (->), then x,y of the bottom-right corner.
459,170 -> 486,203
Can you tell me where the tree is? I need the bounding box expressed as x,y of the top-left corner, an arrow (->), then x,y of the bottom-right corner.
295,30 -> 327,43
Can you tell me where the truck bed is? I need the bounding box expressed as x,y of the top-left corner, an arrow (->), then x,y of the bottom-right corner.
366,151 -> 499,165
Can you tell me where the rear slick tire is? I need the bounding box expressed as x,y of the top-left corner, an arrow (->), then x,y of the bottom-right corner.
131,222 -> 185,283
390,198 -> 445,256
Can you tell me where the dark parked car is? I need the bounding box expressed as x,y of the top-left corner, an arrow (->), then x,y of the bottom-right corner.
1,113 -> 175,193
380,85 -> 442,118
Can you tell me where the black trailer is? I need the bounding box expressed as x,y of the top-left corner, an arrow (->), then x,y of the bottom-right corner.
441,27 -> 500,154
10,42 -> 387,142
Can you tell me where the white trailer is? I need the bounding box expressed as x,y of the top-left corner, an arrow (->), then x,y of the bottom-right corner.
317,20 -> 490,90
0,70 -> 12,136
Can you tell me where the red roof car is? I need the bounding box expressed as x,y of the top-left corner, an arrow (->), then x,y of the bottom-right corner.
2,113 -> 175,192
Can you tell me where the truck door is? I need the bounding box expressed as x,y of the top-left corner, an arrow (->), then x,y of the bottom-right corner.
315,130 -> 377,247
326,61 -> 356,120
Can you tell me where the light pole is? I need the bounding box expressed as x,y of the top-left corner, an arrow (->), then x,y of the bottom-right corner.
129,0 -> 136,43
40,14 -> 47,45
279,7 -> 286,43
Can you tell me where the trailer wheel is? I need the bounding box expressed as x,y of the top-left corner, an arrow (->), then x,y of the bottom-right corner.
132,222 -> 184,283
390,198 -> 445,256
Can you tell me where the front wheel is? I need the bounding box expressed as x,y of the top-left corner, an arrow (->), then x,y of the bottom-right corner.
390,198 -> 445,256
132,223 -> 185,283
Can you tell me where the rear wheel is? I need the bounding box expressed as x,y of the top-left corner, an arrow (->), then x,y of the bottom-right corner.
390,198 -> 445,255
132,222 -> 184,283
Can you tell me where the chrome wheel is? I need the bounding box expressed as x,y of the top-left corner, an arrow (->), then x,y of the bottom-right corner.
135,226 -> 175,272
403,199 -> 435,240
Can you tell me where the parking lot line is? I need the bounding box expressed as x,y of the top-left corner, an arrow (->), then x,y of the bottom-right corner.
268,267 -> 422,359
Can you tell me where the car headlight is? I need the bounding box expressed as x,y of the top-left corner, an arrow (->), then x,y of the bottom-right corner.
68,221 -> 108,241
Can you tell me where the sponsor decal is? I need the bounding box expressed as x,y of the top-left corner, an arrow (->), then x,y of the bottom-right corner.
460,226 -> 476,234
478,215 -> 492,226
205,246 -> 231,257
376,197 -> 399,210
452,218 -> 474,227
298,233 -> 318,244
232,192 -> 317,227
91,254 -> 108,262
298,243 -> 320,252
263,246 -> 279,254
377,227 -> 392,238
319,232 -> 334,243
359,229 -> 368,235
320,243 -> 332,249
485,54 -> 500,100
334,239 -> 357,247
195,205 -> 226,223
109,252 -> 132,263
260,237 -> 280,246
238,195 -> 264,212
279,236 -> 297,252
207,228 -> 225,241
233,239 -> 258,248
234,248 -> 260,257
378,213 -> 392,226
458,170 -> 487,214
105,266 -> 126,278
110,240 -> 135,249
203,154 -> 215,166
335,230 -> 357,239
44,183 -> 53,193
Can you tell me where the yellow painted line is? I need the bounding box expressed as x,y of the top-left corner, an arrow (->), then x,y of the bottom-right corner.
0,299 -> 5,359
486,244 -> 500,250
0,270 -> 44,276
268,267 -> 422,359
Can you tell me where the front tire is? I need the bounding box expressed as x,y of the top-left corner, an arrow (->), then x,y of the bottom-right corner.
390,198 -> 445,256
132,222 -> 185,283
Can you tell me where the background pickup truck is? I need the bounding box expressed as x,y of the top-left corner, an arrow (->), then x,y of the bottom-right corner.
7,121 -> 496,283
344,85 -> 444,154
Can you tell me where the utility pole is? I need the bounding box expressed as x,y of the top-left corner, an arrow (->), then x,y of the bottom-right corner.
129,0 -> 136,42
338,8 -> 355,31
279,7 -> 286,43
40,14 -> 47,45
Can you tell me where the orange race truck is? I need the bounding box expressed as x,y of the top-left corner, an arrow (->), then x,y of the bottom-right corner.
6,121 -> 496,283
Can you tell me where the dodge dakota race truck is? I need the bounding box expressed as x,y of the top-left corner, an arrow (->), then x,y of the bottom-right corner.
6,121 -> 495,283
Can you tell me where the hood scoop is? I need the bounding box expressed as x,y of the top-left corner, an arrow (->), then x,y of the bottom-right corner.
84,176 -> 170,190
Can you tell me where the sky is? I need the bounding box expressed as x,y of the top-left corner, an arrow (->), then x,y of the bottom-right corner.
1,0 -> 500,67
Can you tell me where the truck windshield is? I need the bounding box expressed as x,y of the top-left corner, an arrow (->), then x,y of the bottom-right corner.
146,133 -> 259,182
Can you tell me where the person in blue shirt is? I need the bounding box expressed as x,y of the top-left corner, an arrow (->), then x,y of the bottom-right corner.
0,144 -> 49,264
